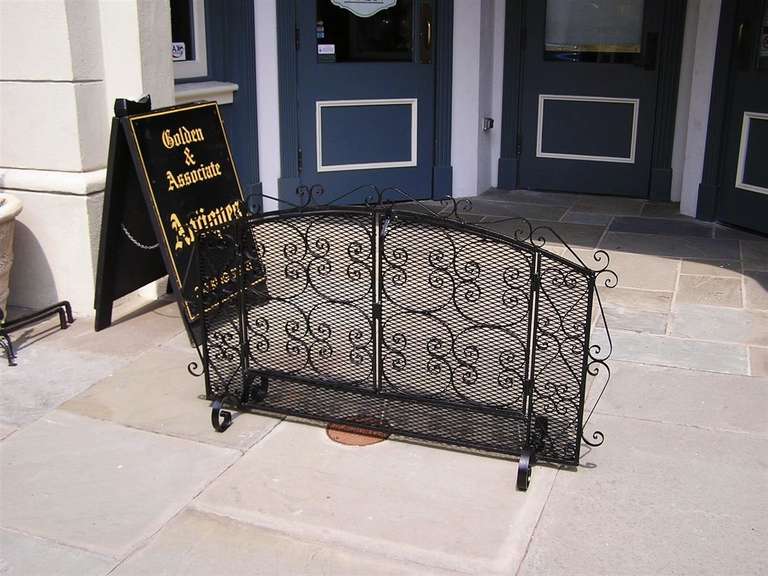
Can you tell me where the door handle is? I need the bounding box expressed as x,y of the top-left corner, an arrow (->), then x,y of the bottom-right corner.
418,0 -> 432,64
734,20 -> 753,70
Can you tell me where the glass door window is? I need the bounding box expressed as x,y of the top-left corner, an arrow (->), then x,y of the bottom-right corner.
316,0 -> 413,62
544,0 -> 645,63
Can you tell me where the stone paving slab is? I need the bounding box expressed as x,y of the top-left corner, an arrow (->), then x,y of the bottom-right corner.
61,344 -> 282,451
0,528 -> 115,576
609,215 -> 713,238
743,271 -> 768,310
597,361 -> 768,436
111,509 -> 461,576
0,410 -> 239,557
749,346 -> 768,376
463,198 -> 570,221
0,422 -> 17,440
0,344 -> 129,428
741,240 -> 768,271
579,249 -> 678,291
194,420 -> 556,575
640,201 -> 684,219
518,414 -> 768,576
559,210 -> 614,226
599,287 -> 673,313
680,258 -> 742,277
597,306 -> 667,335
670,304 -> 768,346
600,231 -> 740,259
6,296 -> 183,359
482,188 -> 580,206
571,195 -> 645,216
676,275 -> 743,307
592,329 -> 749,375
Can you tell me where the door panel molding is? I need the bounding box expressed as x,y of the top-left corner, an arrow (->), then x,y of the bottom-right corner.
535,94 -> 639,164
735,111 -> 768,196
316,98 -> 418,172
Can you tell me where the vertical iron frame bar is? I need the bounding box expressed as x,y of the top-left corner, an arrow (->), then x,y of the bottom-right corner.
523,248 -> 542,448
237,219 -> 249,404
373,208 -> 384,393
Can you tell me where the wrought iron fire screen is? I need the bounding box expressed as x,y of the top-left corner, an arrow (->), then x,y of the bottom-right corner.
194,186 -> 616,490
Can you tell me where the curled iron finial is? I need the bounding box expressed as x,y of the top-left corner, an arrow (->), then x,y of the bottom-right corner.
188,360 -> 204,377
439,197 -> 473,222
295,184 -> 325,209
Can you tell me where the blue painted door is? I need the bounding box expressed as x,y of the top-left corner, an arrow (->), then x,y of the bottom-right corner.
517,0 -> 665,197
296,0 -> 435,204
716,0 -> 768,234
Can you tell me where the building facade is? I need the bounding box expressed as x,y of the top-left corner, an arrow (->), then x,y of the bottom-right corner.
1,0 -> 765,315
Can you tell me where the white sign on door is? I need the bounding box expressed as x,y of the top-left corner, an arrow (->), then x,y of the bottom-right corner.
330,0 -> 397,18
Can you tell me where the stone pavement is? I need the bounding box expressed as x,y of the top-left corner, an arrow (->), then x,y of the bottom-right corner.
1,190 -> 767,575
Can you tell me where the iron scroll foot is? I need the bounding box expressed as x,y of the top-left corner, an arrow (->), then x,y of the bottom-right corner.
211,399 -> 232,433
517,447 -> 536,491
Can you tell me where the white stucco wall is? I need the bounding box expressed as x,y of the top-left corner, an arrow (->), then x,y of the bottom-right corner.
489,0 -> 506,188
451,0 -> 505,198
670,0 -> 700,202
450,1 -> 483,198
254,0 -> 281,213
679,0 -> 722,217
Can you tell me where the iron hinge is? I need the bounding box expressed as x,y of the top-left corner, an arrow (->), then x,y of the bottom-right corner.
295,27 -> 300,50
372,302 -> 382,318
297,148 -> 303,173
531,273 -> 540,291
520,27 -> 527,51
515,133 -> 522,158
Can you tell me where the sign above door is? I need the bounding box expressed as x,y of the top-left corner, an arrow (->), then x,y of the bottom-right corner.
331,0 -> 397,18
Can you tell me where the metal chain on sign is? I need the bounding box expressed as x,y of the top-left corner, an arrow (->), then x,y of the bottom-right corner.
121,223 -> 159,250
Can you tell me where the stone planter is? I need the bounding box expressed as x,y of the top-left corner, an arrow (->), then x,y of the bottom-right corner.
0,193 -> 23,322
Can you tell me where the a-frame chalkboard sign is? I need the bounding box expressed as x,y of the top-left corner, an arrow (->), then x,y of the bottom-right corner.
94,96 -> 246,337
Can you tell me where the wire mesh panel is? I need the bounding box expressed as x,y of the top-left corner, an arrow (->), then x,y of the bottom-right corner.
243,211 -> 375,387
530,251 -> 593,464
379,213 -> 536,452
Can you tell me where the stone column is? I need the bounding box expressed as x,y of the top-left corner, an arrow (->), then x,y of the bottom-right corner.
0,0 -> 173,314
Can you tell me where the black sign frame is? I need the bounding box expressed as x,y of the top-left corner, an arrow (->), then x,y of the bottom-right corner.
95,98 -> 247,336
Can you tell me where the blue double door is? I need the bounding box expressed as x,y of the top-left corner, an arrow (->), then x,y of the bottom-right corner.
295,0 -> 436,203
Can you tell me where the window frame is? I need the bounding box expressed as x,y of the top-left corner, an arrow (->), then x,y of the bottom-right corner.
173,0 -> 208,80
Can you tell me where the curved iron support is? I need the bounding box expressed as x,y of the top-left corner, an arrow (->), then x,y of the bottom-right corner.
211,397 -> 234,432
579,253 -> 617,448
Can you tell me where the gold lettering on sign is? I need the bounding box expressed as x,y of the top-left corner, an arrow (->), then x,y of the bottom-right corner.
166,161 -> 222,191
169,200 -> 244,252
161,126 -> 205,150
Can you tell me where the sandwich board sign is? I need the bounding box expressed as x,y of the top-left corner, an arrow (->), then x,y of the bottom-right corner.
94,97 -> 247,334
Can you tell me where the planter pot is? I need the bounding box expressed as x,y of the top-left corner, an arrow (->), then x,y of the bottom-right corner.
0,193 -> 23,322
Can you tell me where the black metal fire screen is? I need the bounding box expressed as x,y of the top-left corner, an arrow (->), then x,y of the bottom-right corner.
196,187 -> 616,490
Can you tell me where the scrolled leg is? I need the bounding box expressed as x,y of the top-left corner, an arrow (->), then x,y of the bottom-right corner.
517,447 -> 536,491
211,398 -> 232,432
